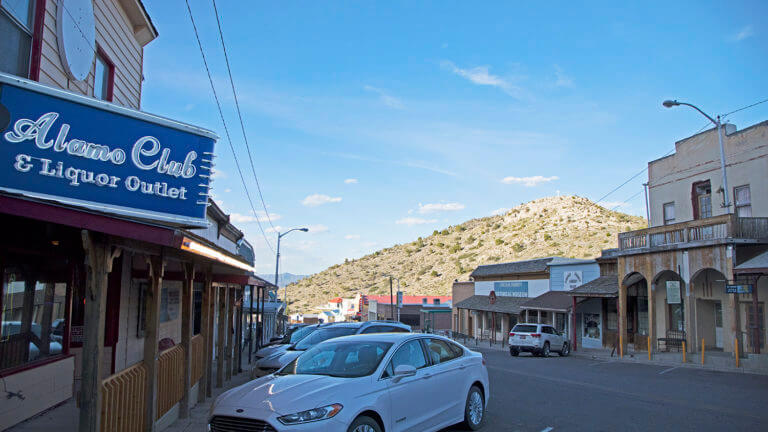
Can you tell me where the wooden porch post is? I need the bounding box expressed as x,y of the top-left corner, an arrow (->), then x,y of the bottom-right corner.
199,268 -> 213,401
648,282 -> 656,353
618,281 -> 628,356
216,286 -> 226,388
179,262 -> 195,418
572,296 -> 578,351
226,287 -> 235,380
78,231 -> 121,432
143,254 -> 165,432
236,289 -> 243,373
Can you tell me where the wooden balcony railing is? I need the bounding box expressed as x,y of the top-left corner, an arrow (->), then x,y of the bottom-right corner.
190,334 -> 204,384
618,215 -> 768,251
100,362 -> 146,432
157,345 -> 185,420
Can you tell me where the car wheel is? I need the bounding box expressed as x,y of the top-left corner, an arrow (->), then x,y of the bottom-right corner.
559,342 -> 570,357
347,415 -> 382,432
542,342 -> 550,357
463,385 -> 485,430
509,347 -> 519,357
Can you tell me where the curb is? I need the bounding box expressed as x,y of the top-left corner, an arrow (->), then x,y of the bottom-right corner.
570,351 -> 768,376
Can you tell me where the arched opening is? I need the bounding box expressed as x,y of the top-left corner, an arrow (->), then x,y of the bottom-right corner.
689,268 -> 728,351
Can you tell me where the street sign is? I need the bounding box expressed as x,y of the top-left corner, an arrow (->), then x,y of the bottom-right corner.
726,284 -> 753,294
396,291 -> 403,309
666,281 -> 681,304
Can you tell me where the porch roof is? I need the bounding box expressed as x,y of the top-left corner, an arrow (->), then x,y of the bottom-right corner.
735,251 -> 768,273
454,295 -> 529,314
520,291 -> 573,312
565,275 -> 619,297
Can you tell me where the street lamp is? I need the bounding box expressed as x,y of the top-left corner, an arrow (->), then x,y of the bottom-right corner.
275,227 -> 309,320
662,99 -> 731,212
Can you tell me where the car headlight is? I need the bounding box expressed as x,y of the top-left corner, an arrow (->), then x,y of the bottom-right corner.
277,403 -> 343,425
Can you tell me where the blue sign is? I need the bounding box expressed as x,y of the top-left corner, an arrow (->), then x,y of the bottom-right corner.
0,74 -> 216,227
726,284 -> 752,294
494,281 -> 528,297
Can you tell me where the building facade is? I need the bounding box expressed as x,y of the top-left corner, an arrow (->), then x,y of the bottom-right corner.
616,121 -> 768,356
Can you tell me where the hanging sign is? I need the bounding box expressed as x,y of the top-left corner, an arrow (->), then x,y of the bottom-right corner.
0,73 -> 217,227
396,291 -> 403,309
726,284 -> 752,294
666,281 -> 681,304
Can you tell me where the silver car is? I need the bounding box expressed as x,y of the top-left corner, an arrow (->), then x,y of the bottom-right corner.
508,323 -> 570,357
253,324 -> 319,361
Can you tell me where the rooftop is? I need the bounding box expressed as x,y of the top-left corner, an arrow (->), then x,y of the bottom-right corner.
454,295 -> 529,314
470,256 -> 594,278
566,275 -> 619,297
520,291 -> 574,312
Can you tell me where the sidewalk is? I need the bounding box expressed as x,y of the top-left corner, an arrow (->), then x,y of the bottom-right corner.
10,349 -> 259,432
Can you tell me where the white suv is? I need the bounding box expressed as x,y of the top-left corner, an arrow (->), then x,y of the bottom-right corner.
508,323 -> 570,357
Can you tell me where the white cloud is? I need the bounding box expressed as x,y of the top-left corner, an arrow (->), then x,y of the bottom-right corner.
441,61 -> 522,97
501,175 -> 559,187
396,217 -> 438,226
554,65 -> 573,87
302,193 -> 342,207
730,25 -> 754,41
307,224 -> 329,233
601,201 -> 632,211
266,225 -> 283,233
491,207 -> 510,216
417,202 -> 465,214
344,234 -> 361,240
363,85 -> 404,109
224,188 -> 232,193
230,212 -> 282,223
344,178 -> 358,184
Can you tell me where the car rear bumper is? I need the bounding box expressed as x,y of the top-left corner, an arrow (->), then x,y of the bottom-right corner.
509,345 -> 542,352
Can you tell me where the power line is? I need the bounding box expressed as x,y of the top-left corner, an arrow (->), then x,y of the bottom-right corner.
210,0 -> 277,231
184,0 -> 275,254
610,191 -> 642,212
722,97 -> 768,118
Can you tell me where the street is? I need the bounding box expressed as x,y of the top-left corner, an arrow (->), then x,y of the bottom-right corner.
444,347 -> 768,432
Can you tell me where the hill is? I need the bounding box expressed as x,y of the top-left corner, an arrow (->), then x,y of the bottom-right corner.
257,273 -> 309,288
287,196 -> 645,313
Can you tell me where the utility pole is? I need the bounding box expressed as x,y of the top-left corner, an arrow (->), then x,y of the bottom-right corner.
389,276 -> 394,320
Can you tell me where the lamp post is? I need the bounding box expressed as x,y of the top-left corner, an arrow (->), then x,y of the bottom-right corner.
662,100 -> 731,212
275,227 -> 309,325
383,274 -> 401,321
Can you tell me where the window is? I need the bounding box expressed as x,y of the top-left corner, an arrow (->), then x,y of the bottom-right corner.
93,48 -> 114,102
539,310 -> 548,324
663,202 -> 676,225
361,325 -> 385,334
693,181 -> 712,219
433,299 -> 440,305
281,341 -> 391,378
668,303 -> 684,331
293,327 -> 357,350
0,0 -> 35,77
2,268 -> 68,371
424,338 -> 462,364
382,339 -> 427,378
734,185 -> 752,217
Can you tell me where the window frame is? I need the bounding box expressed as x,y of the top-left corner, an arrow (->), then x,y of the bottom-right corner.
663,202 -> 676,225
422,337 -> 463,366
94,45 -> 115,102
734,185 -> 752,217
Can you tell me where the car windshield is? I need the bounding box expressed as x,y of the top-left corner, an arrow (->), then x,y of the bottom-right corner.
292,327 -> 358,351
287,325 -> 316,343
512,325 -> 538,333
279,341 -> 392,378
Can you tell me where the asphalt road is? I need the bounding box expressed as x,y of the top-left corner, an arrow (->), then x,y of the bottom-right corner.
443,347 -> 768,432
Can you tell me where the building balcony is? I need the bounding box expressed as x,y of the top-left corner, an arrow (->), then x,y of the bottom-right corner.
617,214 -> 768,254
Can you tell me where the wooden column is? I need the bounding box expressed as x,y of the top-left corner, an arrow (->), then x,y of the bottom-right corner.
216,286 -> 226,388
179,262 -> 195,418
199,268 -> 213,402
226,287 -> 235,380
78,231 -> 121,432
618,281 -> 628,356
39,283 -> 55,356
143,254 -> 165,432
236,289 -> 243,373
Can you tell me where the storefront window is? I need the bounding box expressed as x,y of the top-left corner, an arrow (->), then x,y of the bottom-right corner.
606,301 -> 618,331
637,296 -> 649,336
1,268 -> 68,371
668,303 -> 684,331
540,310 -> 548,324
583,313 -> 601,340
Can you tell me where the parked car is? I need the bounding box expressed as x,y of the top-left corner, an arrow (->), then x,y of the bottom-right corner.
508,323 -> 570,357
1,321 -> 63,360
210,333 -> 489,432
252,321 -> 411,377
254,324 -> 320,361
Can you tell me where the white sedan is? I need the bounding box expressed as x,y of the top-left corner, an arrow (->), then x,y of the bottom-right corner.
208,333 -> 489,432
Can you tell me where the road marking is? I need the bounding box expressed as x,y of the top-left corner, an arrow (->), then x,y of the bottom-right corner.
659,366 -> 679,375
541,427 -> 554,432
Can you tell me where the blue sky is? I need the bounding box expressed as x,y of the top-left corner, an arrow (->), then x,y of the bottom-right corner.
140,0 -> 767,274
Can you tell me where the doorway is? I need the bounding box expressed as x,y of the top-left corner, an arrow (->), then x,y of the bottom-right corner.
714,301 -> 723,349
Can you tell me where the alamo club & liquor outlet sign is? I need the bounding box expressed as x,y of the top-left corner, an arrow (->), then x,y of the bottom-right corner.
0,74 -> 217,227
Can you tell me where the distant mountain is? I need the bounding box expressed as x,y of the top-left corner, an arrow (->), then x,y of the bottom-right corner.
287,196 -> 646,313
258,273 -> 310,288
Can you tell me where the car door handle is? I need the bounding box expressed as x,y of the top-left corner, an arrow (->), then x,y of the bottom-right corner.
422,373 -> 433,379
459,365 -> 467,370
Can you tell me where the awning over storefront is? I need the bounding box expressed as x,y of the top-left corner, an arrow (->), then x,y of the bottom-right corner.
735,251 -> 768,273
520,291 -> 574,312
566,275 -> 619,297
454,295 -> 529,314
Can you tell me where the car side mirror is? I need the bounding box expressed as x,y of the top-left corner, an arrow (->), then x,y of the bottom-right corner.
393,364 -> 417,382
